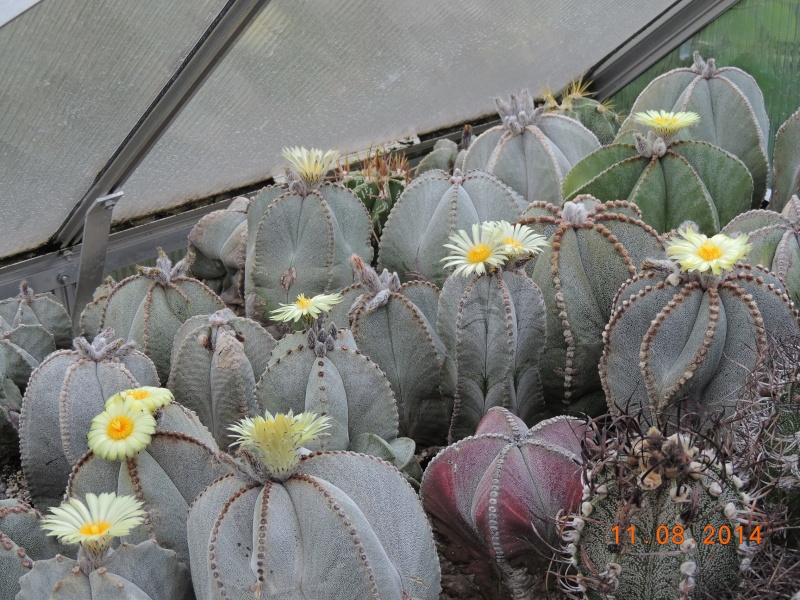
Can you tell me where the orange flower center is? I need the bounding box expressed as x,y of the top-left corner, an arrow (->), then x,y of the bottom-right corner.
697,242 -> 723,262
127,389 -> 149,400
467,243 -> 492,264
106,416 -> 134,440
80,520 -> 112,536
295,295 -> 312,309
504,237 -> 522,248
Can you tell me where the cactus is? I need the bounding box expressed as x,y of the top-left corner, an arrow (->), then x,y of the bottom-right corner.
327,256 -> 449,445
543,78 -> 623,145
462,89 -> 600,204
100,248 -> 225,381
244,147 -> 373,321
415,125 -> 473,175
772,107 -> 800,213
378,169 -> 526,286
167,309 -> 276,450
437,232 -> 548,441
421,408 -> 586,599
558,415 -> 765,600
563,111 -> 753,235
722,195 -> 800,305
79,277 -> 116,341
0,282 -> 71,349
67,398 -> 231,565
0,316 -> 56,391
186,410 -> 440,599
188,196 -> 249,308
0,374 -> 21,456
519,198 -> 665,416
19,330 -> 159,508
600,230 -> 800,424
0,499 -> 64,600
616,51 -> 770,206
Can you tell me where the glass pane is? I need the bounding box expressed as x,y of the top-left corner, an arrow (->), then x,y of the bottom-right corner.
0,0 -> 229,259
115,0 -> 675,223
611,0 -> 800,156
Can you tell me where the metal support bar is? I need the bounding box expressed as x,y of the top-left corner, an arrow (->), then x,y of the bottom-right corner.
70,191 -> 122,332
54,0 -> 272,248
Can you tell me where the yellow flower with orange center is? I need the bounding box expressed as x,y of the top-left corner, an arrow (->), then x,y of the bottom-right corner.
270,292 -> 343,324
282,146 -> 340,186
633,110 -> 700,139
105,386 -> 173,414
88,396 -> 156,461
441,223 -> 507,277
666,228 -> 751,275
482,221 -> 549,259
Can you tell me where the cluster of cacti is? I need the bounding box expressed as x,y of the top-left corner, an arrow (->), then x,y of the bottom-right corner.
462,89 -> 601,204
421,408 -> 586,599
0,282 -> 72,349
542,78 -> 623,145
415,125 -> 473,175
558,415 -> 766,600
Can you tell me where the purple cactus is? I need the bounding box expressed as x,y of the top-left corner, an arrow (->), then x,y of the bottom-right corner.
420,407 -> 586,598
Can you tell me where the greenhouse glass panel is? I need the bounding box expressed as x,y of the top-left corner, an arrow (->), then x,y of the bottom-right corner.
0,0 -> 229,259
114,0 -> 675,223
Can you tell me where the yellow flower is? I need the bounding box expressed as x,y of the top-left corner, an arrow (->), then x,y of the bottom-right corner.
666,229 -> 751,275
482,221 -> 549,259
441,223 -> 507,277
229,410 -> 331,478
270,292 -> 343,323
105,387 -> 173,414
88,396 -> 156,461
633,110 -> 700,138
41,493 -> 145,558
282,146 -> 340,186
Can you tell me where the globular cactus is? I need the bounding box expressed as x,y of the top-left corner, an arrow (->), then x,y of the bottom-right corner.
168,309 -> 276,450
0,499 -> 64,600
245,147 -> 373,321
563,111 -> 753,234
378,169 -> 526,286
19,493 -> 192,600
0,282 -> 71,348
772,107 -> 800,212
616,51 -> 770,206
67,392 -> 231,564
558,415 -> 765,600
328,255 -> 449,445
79,277 -> 116,341
437,222 -> 549,441
100,248 -> 225,381
0,315 -> 56,391
0,373 -> 21,457
186,410 -> 440,599
519,197 -> 664,416
421,408 -> 586,599
19,330 -> 159,508
601,229 -> 800,424
722,195 -> 800,305
543,78 -> 623,145
415,125 -> 473,175
462,89 -> 600,204
188,196 -> 249,307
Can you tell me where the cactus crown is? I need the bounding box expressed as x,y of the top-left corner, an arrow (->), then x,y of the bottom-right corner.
495,89 -> 543,133
348,254 -> 401,317
691,51 -> 717,79
306,318 -> 340,358
72,329 -> 136,362
18,281 -> 35,302
136,247 -> 194,285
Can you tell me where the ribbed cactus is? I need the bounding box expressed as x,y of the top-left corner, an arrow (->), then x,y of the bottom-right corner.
563,111 -> 753,235
245,148 -> 373,321
462,90 -> 600,204
519,197 -> 664,416
168,309 -> 276,450
0,315 -> 56,391
186,410 -> 440,599
79,277 -> 116,341
378,169 -> 526,286
100,248 -> 225,381
421,408 -> 586,599
722,195 -> 800,305
19,331 -> 159,508
543,79 -> 623,145
438,260 -> 547,442
601,234 -> 800,423
328,256 -> 448,445
0,282 -> 71,349
188,196 -> 249,307
67,400 -> 231,564
0,374 -> 21,456
415,125 -> 473,175
616,51 -> 770,206
559,417 -> 764,600
0,499 -> 63,600
772,107 -> 800,213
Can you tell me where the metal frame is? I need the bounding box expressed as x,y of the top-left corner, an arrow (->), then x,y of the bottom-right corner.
0,0 -> 45,29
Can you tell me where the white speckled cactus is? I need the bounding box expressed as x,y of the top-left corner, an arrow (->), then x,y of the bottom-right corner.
19,331 -> 160,508
520,197 -> 665,416
100,248 -> 226,381
0,282 -> 71,349
772,107 -> 800,212
462,89 -> 600,204
378,169 -> 526,286
616,51 -> 770,206
168,309 -> 275,450
79,277 -> 117,341
186,411 -> 440,599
